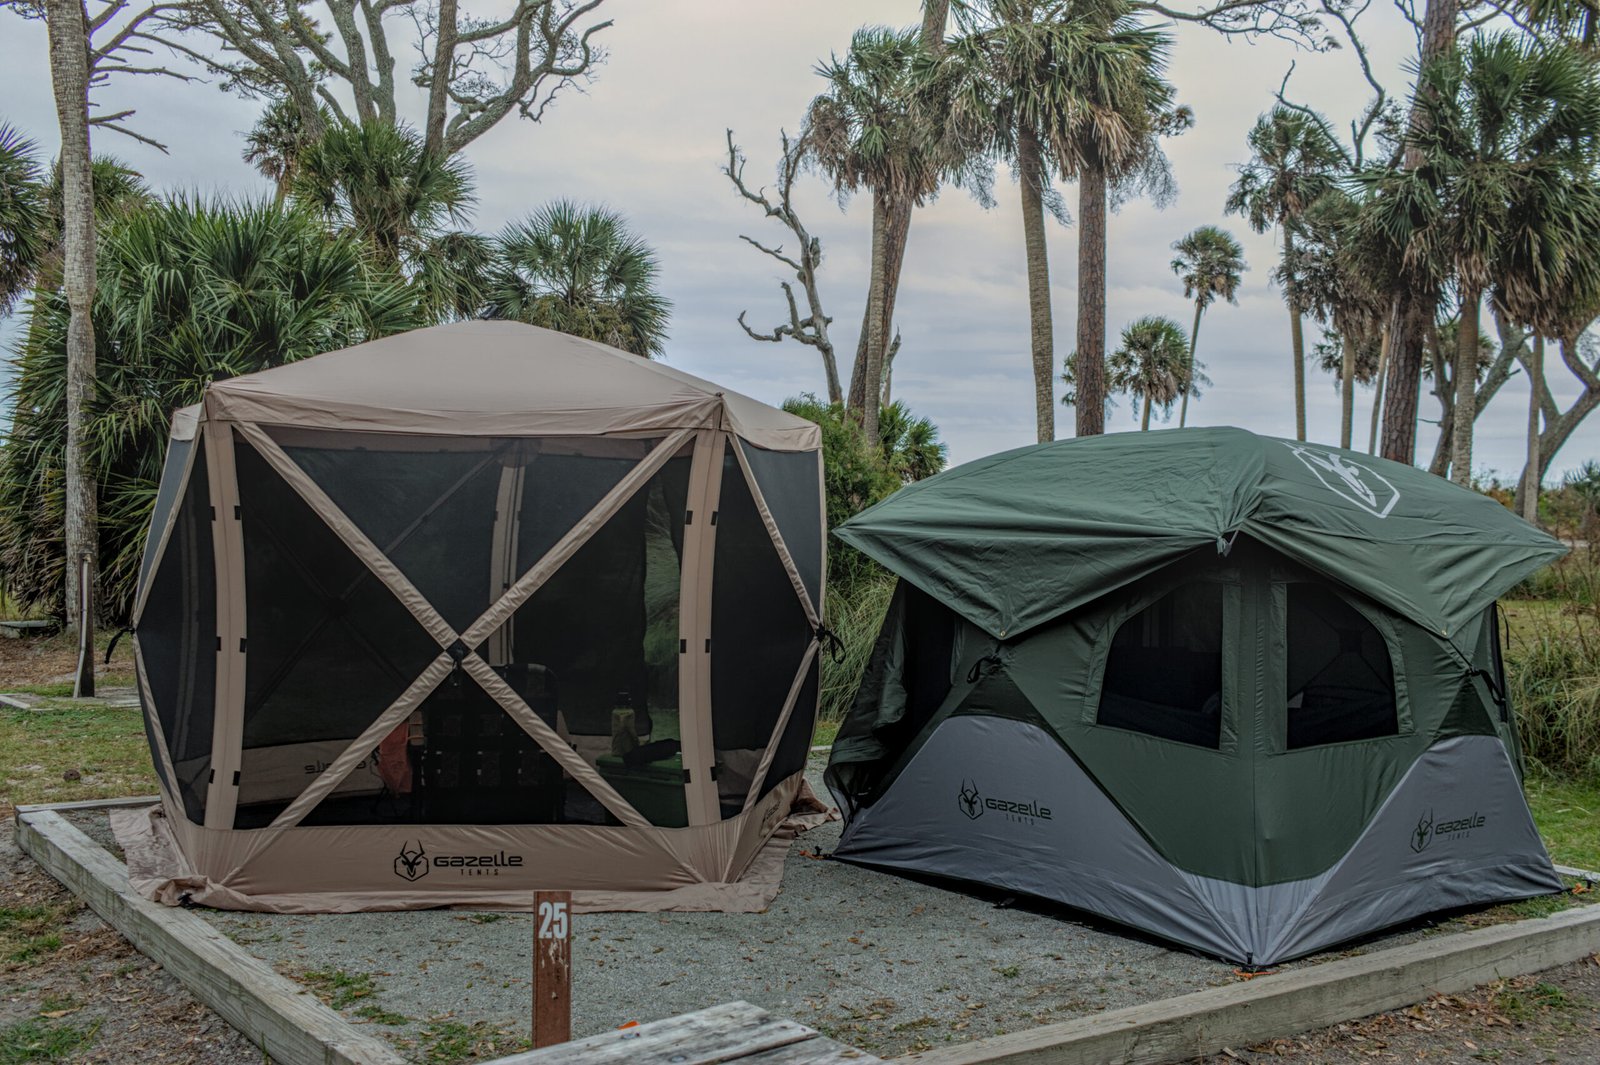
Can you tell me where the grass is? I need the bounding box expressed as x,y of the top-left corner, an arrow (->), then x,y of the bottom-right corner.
4,675 -> 136,699
415,1019 -> 529,1064
352,1004 -> 411,1026
0,901 -> 78,968
0,1019 -> 97,1064
298,969 -> 378,1010
819,575 -> 896,725
0,702 -> 157,811
1523,774 -> 1600,871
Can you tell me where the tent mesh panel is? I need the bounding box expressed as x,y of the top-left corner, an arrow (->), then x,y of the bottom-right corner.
1285,583 -> 1397,748
138,437 -> 193,594
137,444 -> 215,824
710,450 -> 814,817
1098,583 -> 1223,749
737,440 -> 823,611
232,439 -> 442,828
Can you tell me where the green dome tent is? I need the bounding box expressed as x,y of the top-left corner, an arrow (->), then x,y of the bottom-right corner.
826,427 -> 1566,966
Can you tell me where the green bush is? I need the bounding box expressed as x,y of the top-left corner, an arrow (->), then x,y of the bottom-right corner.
1508,622 -> 1600,781
819,572 -> 896,724
782,395 -> 899,595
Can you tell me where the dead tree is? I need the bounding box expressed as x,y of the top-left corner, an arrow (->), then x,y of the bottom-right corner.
725,128 -> 843,406
181,0 -> 611,157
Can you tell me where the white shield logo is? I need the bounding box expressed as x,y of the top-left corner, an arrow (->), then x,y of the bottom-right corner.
1284,443 -> 1401,519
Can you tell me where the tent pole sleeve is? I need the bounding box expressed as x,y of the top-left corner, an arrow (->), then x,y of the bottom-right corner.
738,640 -> 820,821
202,422 -> 247,830
458,427 -> 695,648
730,437 -> 819,626
676,431 -> 724,827
460,656 -> 666,834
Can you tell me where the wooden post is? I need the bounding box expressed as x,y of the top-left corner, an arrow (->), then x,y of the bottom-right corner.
73,555 -> 94,699
533,890 -> 571,1048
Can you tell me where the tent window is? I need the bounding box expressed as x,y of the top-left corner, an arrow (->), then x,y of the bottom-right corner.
1097,583 -> 1223,749
1285,584 -> 1397,749
137,445 -> 216,824
711,448 -> 815,815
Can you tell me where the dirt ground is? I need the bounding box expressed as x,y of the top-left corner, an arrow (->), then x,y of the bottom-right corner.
0,815 -> 261,1064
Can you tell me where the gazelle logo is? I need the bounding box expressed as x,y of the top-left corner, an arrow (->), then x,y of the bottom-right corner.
1410,810 -> 1434,854
1285,443 -> 1401,519
394,841 -> 429,881
958,780 -> 983,820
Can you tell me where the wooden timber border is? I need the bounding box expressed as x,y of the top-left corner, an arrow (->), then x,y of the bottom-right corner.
14,801 -> 409,1065
14,797 -> 1600,1065
902,896 -> 1600,1065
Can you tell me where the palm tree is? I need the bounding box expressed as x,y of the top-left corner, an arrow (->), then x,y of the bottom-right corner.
1169,225 -> 1245,428
243,98 -> 331,202
877,399 -> 949,482
1379,35 -> 1600,486
290,121 -> 476,272
804,26 -> 949,442
0,197 -> 421,622
1107,315 -> 1200,429
1226,107 -> 1344,442
937,0 -> 1178,442
484,200 -> 671,358
0,124 -> 48,317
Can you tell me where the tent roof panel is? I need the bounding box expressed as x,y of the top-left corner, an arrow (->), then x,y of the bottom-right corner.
201,320 -> 821,451
835,426 -> 1564,640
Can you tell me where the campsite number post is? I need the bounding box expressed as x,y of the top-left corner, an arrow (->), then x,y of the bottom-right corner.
533,890 -> 572,1047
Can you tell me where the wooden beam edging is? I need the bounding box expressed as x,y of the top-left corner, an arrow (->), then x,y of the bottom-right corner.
15,795 -> 162,815
901,901 -> 1600,1065
477,999 -> 882,1064
14,809 -> 407,1065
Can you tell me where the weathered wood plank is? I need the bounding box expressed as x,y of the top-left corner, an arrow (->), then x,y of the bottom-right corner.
903,901 -> 1600,1065
484,1000 -> 820,1064
14,809 -> 407,1065
15,795 -> 161,815
736,1036 -> 882,1063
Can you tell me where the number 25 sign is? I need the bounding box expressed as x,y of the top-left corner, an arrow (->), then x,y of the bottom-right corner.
533,890 -> 571,1047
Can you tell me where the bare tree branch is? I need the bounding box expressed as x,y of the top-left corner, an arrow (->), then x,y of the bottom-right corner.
726,127 -> 843,405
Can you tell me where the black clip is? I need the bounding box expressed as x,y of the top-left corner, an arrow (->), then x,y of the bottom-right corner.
446,639 -> 469,670
815,624 -> 846,665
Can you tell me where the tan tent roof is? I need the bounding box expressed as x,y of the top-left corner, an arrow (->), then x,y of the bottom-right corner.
193,320 -> 821,450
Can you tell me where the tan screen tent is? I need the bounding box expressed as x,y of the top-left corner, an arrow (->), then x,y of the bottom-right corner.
126,320 -> 828,912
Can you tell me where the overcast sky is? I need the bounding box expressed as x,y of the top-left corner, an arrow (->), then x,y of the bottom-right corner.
3,0 -> 1595,482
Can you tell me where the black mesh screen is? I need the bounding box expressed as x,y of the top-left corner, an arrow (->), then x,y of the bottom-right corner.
282,438 -> 505,633
1098,583 -> 1223,749
1286,583 -> 1397,749
737,441 -> 823,611
137,445 -> 215,825
711,450 -> 814,816
138,437 -> 193,595
756,655 -> 820,806
233,439 -> 442,828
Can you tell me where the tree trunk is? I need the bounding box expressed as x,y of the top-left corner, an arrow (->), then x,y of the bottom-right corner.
860,192 -> 890,444
46,0 -> 97,640
1340,334 -> 1356,449
1369,322 -> 1390,453
1522,334 -> 1543,523
1179,299 -> 1202,428
1381,299 -> 1427,463
1451,289 -> 1480,486
844,0 -> 949,416
424,0 -> 459,156
1428,325 -> 1453,478
1018,128 -> 1056,443
1075,156 -> 1108,438
1140,393 -> 1151,431
1382,0 -> 1458,462
1284,227 -> 1307,442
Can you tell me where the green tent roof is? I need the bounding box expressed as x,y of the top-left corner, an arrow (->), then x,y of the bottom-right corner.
835,427 -> 1565,641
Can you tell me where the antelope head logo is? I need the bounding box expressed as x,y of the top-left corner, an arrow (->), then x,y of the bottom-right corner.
394,841 -> 429,881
